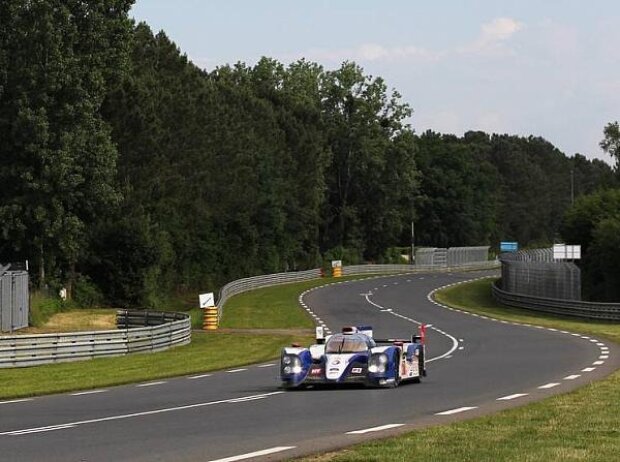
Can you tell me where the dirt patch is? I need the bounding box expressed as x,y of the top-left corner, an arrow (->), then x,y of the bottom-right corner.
13,309 -> 117,334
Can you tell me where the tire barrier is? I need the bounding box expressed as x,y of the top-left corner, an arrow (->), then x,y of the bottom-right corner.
0,310 -> 191,368
203,306 -> 219,330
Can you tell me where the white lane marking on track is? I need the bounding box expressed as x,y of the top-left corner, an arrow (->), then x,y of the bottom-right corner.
0,399 -> 34,405
581,367 -> 596,372
0,392 -> 284,437
596,342 -> 605,346
592,361 -> 605,366
538,383 -> 560,389
497,393 -> 528,401
364,293 -> 459,363
136,381 -> 166,387
600,355 -> 609,359
257,363 -> 275,368
346,424 -> 404,434
564,374 -> 581,380
226,369 -> 247,373
435,406 -> 477,415
5,424 -> 77,436
188,373 -> 213,380
206,446 -> 296,462
71,390 -> 108,396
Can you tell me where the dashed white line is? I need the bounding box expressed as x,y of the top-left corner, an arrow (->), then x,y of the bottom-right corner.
497,393 -> 528,401
435,406 -> 477,416
188,373 -> 213,380
70,390 -> 107,396
538,383 -> 560,389
581,367 -> 596,372
0,398 -> 34,405
206,446 -> 296,462
136,381 -> 166,388
592,361 -> 604,366
257,363 -> 275,368
226,369 -> 247,373
563,374 -> 581,380
600,355 -> 609,360
346,424 -> 404,434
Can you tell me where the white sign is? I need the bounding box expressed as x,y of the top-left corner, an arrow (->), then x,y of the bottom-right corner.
199,292 -> 215,308
553,244 -> 581,260
331,260 -> 342,268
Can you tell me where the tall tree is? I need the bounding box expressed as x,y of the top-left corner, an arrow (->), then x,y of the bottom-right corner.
600,121 -> 620,172
0,0 -> 134,290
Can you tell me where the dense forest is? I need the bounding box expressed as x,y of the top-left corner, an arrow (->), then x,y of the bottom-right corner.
1,2 -> 618,306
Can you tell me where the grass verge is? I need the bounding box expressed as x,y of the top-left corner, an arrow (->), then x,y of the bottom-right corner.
0,332 -> 310,400
300,278 -> 620,462
220,276 -> 369,329
3,276 -> 371,398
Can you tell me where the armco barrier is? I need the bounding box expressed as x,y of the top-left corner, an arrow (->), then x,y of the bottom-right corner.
0,310 -> 191,368
216,259 -> 499,318
216,268 -> 322,317
492,282 -> 620,321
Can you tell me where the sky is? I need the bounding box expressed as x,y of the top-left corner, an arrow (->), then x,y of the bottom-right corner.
130,0 -> 620,164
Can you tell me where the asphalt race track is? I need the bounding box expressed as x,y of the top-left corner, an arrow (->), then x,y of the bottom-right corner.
1,271 -> 618,462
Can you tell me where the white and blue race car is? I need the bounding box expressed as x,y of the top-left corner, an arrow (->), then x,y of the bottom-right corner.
280,325 -> 427,389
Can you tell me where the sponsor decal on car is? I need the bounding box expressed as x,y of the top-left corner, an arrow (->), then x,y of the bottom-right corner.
352,367 -> 362,374
310,368 -> 322,375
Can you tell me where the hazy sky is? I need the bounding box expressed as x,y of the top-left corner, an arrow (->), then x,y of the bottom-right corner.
131,1 -> 619,163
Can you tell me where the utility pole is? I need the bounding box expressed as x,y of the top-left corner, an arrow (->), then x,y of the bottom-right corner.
570,169 -> 575,205
411,220 -> 415,266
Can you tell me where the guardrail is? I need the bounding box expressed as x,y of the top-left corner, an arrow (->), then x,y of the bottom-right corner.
0,310 -> 191,368
343,261 -> 498,276
492,282 -> 620,321
216,260 -> 499,318
217,268 -> 322,316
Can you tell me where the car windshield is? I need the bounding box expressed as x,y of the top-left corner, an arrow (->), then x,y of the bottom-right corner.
325,334 -> 369,354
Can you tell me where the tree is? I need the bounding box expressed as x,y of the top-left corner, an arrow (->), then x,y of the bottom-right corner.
600,121 -> 620,172
562,189 -> 620,301
0,1 -> 133,291
319,62 -> 415,259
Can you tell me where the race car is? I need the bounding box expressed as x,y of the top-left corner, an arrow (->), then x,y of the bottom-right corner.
280,324 -> 427,389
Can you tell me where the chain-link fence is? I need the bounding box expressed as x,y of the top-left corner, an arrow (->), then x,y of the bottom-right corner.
0,264 -> 30,333
415,246 -> 490,267
499,249 -> 581,300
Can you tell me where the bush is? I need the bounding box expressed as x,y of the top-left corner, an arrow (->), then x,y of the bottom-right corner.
73,276 -> 104,308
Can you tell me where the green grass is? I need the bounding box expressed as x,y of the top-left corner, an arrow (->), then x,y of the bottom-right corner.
29,291 -> 65,327
0,332 -> 311,399
221,276 -> 369,329
300,278 -> 620,462
435,278 -> 620,343
4,276 -> 373,397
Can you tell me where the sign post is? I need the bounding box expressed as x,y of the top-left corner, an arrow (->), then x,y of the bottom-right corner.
199,292 -> 218,330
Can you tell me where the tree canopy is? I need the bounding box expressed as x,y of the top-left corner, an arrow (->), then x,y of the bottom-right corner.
1,4 -> 616,307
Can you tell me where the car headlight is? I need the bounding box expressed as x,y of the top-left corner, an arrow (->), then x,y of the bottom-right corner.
369,354 -> 388,373
282,355 -> 302,374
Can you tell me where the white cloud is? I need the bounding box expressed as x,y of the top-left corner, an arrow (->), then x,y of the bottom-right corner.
481,17 -> 524,42
281,43 -> 441,65
460,17 -> 524,57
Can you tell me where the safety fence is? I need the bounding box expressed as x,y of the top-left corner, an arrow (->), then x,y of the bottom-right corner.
499,250 -> 581,300
492,282 -> 620,321
0,264 -> 29,333
0,310 -> 191,368
415,246 -> 490,267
